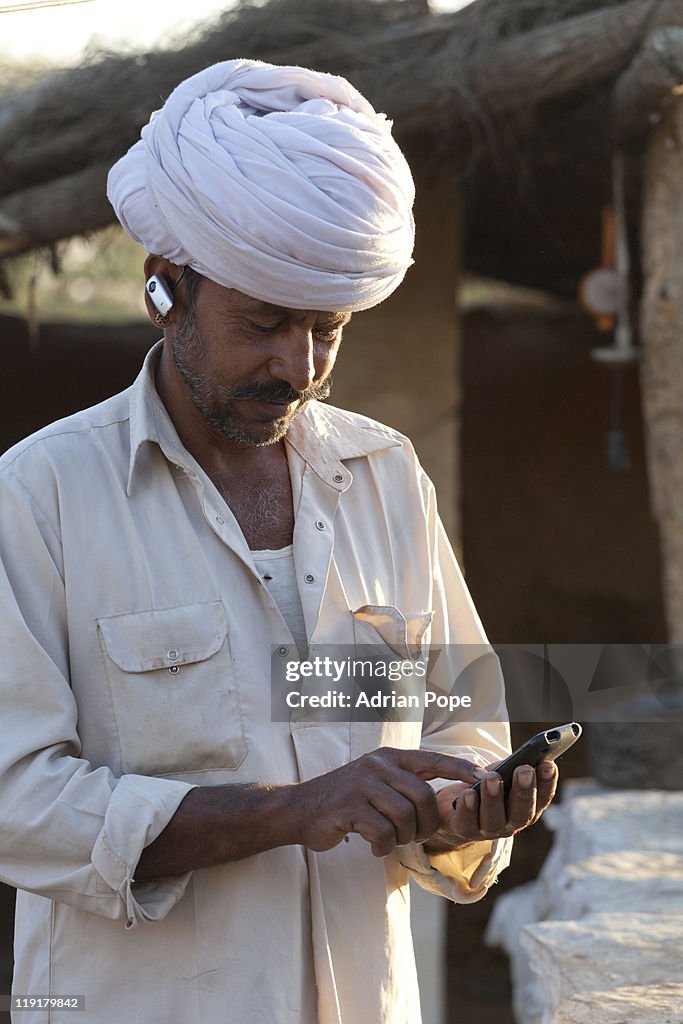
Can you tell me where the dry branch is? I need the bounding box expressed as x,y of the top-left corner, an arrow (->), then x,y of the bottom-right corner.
0,163 -> 111,258
0,7 -> 461,198
3,0 -> 680,195
2,0 -> 683,256
466,0 -> 683,108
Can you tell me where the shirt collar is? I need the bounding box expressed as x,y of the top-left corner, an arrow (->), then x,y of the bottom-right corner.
285,400 -> 402,490
127,340 -> 402,496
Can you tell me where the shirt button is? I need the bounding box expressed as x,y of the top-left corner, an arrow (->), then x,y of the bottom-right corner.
315,520 -> 325,531
168,649 -> 179,660
304,574 -> 315,584
277,646 -> 289,657
216,515 -> 225,525
333,473 -> 344,483
168,665 -> 180,675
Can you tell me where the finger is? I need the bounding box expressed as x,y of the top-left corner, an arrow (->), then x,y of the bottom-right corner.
382,773 -> 440,842
436,780 -> 470,809
393,748 -> 487,785
368,785 -> 422,847
445,786 -> 482,842
506,765 -> 537,830
478,772 -> 508,837
533,760 -> 558,820
351,806 -> 400,858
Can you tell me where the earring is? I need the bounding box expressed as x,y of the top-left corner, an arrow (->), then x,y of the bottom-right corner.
154,311 -> 170,328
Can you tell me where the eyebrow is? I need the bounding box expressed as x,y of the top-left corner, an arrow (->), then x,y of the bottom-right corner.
239,302 -> 352,324
324,312 -> 353,325
241,301 -> 287,316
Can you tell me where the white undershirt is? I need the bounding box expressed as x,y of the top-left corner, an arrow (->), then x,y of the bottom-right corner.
250,544 -> 317,1023
251,544 -> 308,658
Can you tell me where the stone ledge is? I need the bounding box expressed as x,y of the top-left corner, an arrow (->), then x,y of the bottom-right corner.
541,849 -> 683,919
550,982 -> 683,1023
521,912 -> 683,1024
485,782 -> 683,1023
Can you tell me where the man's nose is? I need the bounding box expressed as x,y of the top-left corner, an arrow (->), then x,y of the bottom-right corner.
268,322 -> 316,392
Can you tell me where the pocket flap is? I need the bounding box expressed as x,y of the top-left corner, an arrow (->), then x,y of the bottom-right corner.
352,605 -> 433,660
98,601 -> 228,672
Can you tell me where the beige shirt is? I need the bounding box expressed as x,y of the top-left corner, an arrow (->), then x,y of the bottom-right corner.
0,342 -> 512,1024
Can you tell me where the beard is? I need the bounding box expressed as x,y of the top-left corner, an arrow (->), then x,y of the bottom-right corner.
172,319 -> 332,447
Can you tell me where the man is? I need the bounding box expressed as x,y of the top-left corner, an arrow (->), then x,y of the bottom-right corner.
0,60 -> 556,1022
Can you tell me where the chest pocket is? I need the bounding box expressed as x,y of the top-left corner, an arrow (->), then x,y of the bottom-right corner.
352,605 -> 433,661
97,601 -> 247,775
350,604 -> 433,758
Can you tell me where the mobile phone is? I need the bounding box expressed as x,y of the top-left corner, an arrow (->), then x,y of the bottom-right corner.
453,721 -> 582,808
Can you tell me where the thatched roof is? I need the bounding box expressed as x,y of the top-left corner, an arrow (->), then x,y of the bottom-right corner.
1,0 -> 683,295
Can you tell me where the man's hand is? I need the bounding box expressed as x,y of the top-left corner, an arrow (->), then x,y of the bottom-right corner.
292,747 -> 487,857
135,749 -> 554,881
422,760 -> 559,854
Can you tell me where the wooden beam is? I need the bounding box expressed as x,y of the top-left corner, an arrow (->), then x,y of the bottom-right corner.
613,27 -> 683,143
0,9 -> 465,199
3,1 -> 683,199
639,95 -> 683,642
466,0 -> 683,111
0,163 -> 111,258
3,0 -> 683,257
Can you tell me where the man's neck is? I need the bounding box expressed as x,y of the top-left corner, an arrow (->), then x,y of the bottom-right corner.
155,341 -> 295,548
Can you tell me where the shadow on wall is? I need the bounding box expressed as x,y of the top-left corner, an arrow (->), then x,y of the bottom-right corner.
461,302 -> 665,645
0,316 -> 157,454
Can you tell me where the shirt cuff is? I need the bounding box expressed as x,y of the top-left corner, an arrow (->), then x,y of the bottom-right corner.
399,835 -> 513,904
91,773 -> 197,930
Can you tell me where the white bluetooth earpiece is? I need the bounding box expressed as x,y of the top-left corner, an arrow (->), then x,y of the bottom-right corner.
145,275 -> 175,317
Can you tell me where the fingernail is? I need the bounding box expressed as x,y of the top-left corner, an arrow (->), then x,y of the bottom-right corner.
485,776 -> 501,797
541,762 -> 556,778
464,790 -> 477,809
518,768 -> 534,788
472,767 -> 487,780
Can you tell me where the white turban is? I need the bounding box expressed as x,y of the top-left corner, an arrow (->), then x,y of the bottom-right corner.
107,59 -> 415,311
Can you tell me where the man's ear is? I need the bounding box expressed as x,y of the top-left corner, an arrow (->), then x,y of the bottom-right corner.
143,255 -> 184,326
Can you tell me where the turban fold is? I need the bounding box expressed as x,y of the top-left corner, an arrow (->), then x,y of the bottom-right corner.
107,59 -> 415,312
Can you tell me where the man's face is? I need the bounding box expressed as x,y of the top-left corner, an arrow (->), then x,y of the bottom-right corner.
171,275 -> 350,447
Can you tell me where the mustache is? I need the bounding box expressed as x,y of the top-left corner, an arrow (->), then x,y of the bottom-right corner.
221,378 -> 332,404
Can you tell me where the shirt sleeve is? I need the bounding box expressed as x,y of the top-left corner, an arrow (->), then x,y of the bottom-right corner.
406,475 -> 514,902
0,465 -> 196,929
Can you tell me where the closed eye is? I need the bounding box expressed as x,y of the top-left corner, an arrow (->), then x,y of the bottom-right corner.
246,319 -> 283,335
313,326 -> 343,343
244,315 -> 350,341
315,315 -> 351,343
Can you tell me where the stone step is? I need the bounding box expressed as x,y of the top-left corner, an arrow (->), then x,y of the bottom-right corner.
521,911 -> 683,1024
549,982 -> 683,1023
541,849 -> 683,920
